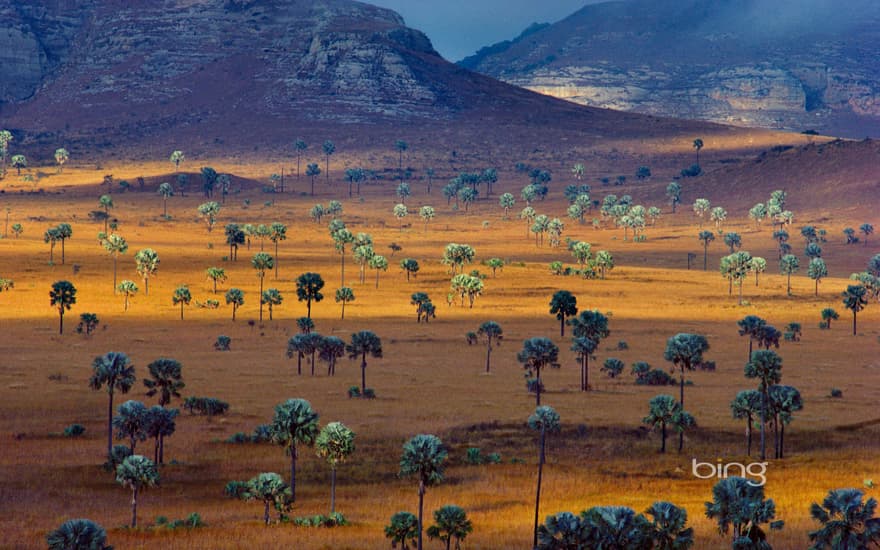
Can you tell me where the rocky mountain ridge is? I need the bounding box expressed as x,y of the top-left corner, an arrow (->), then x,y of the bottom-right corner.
460,0 -> 880,138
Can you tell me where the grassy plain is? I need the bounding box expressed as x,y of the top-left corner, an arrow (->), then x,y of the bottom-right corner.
0,150 -> 878,549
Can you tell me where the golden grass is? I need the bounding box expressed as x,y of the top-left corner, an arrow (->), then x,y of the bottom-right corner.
0,162 -> 878,549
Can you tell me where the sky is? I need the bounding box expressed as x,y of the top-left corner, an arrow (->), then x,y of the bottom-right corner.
366,0 -> 595,62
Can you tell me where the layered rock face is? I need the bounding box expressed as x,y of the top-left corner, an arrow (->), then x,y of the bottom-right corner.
461,0 -> 880,137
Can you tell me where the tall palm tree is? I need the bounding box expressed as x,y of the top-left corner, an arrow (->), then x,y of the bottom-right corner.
692,138 -> 703,164
134,248 -> 159,296
322,140 -> 335,184
427,505 -> 473,550
205,266 -> 226,294
730,389 -> 762,456
663,333 -> 709,451
90,352 -> 136,458
143,358 -> 184,408
46,518 -> 112,550
549,290 -> 578,337
369,254 -> 388,289
346,331 -> 383,395
334,287 -> 354,320
286,334 -> 309,376
261,288 -> 283,321
842,284 -> 868,335
318,335 -> 346,376
399,434 -> 447,550
55,223 -> 73,264
49,280 -> 77,334
143,405 -> 177,464
115,454 -> 159,528
294,139 -> 307,180
582,506 -> 652,548
809,488 -> 880,549
157,182 -> 174,217
528,405 -> 560,549
306,163 -> 321,196
698,230 -> 714,271
476,321 -> 503,373
269,222 -> 287,279
737,315 -> 766,362
744,350 -> 783,460
101,233 -> 128,293
117,280 -> 138,311
295,272 -> 324,319
225,288 -> 244,321
244,472 -> 291,525
251,252 -> 273,321
644,501 -> 694,550
315,421 -> 355,514
332,228 -> 355,285
269,398 -> 319,500
517,337 -> 560,406
768,384 -> 802,459
112,400 -> 148,452
571,336 -> 598,392
536,511 -> 585,549
642,394 -> 694,453
44,226 -> 61,264
171,285 -> 191,320
385,512 -> 419,549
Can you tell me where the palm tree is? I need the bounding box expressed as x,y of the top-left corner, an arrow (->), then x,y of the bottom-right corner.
571,336 -> 598,392
50,280 -> 77,334
370,255 -> 389,288
385,512 -> 419,549
476,321 -> 503,373
529,405 -> 560,549
170,150 -> 184,171
318,335 -> 346,376
643,395 -> 694,453
745,350 -> 783,460
205,266 -> 226,293
44,226 -> 60,264
269,398 -> 319,500
101,233 -> 128,292
315,421 -> 355,514
549,290 -> 578,337
306,163 -> 321,196
860,223 -> 875,246
143,358 -> 184,408
54,223 -> 73,264
322,140 -> 335,184
157,182 -> 174,218
116,454 -> 159,528
663,333 -> 709,451
842,284 -> 868,335
244,472 -> 291,525
295,272 -> 324,319
99,195 -> 114,231
730,389 -> 762,456
113,400 -> 148,452
117,280 -> 138,311
692,138 -> 703,164
269,222 -> 287,279
768,384 -> 802,459
400,434 -> 447,550
821,307 -> 839,329
809,488 -> 880,549
427,505 -> 473,550
705,477 -> 783,548
644,501 -> 694,550
261,288 -> 283,321
780,254 -> 800,296
737,315 -> 766,362
251,252 -> 273,321
331,228 -> 354,285
346,331 -> 382,395
517,337 -> 560,406
172,285 -> 191,320
287,334 -> 309,376
134,248 -> 159,296
143,405 -> 177,465
698,230 -> 714,271
46,518 -> 112,550
90,352 -> 136,457
294,139 -> 307,179
335,287 -> 354,320
225,288 -> 244,321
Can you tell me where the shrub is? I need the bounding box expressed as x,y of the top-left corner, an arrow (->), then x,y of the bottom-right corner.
293,513 -> 347,527
485,452 -> 502,464
252,424 -> 272,443
362,388 -> 376,399
224,480 -> 249,499
214,335 -> 231,351
601,358 -> 625,378
818,321 -> 829,330
226,432 -> 250,444
680,164 -> 702,177
158,513 -> 204,529
525,378 -> 544,394
830,388 -> 843,398
549,261 -> 564,275
636,369 -> 677,386
183,396 -> 229,417
616,340 -> 629,350
465,447 -> 483,465
698,361 -> 716,372
63,423 -> 86,437
347,386 -> 361,398
784,322 -> 801,341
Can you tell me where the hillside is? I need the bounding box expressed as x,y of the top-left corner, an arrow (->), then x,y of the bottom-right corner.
460,0 -> 880,138
0,0 -> 779,161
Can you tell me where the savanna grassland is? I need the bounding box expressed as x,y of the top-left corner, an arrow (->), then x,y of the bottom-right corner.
0,140 -> 878,550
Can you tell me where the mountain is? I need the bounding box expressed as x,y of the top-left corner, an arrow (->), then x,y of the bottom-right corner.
0,0 -> 749,160
460,0 -> 880,138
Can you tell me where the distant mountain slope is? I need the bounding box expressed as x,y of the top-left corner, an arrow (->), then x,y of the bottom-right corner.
461,0 -> 880,138
0,0 -> 748,159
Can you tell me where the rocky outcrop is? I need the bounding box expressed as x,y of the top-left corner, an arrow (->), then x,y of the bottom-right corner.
461,0 -> 880,137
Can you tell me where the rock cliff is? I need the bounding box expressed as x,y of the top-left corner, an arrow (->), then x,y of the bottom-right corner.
460,0 -> 880,137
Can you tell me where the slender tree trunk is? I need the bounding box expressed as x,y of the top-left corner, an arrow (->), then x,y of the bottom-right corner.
154,436 -> 159,463
756,271 -> 759,286
163,198 -> 167,218
779,422 -> 785,459
341,252 -> 345,286
679,368 -> 685,452
815,278 -> 819,296
418,481 -> 425,550
361,356 -> 367,394
61,240 -> 65,264
773,415 -> 779,459
376,269 -> 380,289
560,317 -> 565,337
787,273 -> 791,295
297,353 -> 302,375
264,500 -> 270,525
341,300 -> 346,320
330,465 -> 337,514
259,276 -> 264,321
853,311 -> 857,335
275,241 -> 280,279
661,421 -> 667,453
290,445 -> 298,501
180,301 -> 184,320
746,415 -> 752,457
703,244 -> 708,271
159,432 -> 165,464
307,297 -> 312,319
107,391 -> 114,458
131,487 -> 138,528
535,369 -> 542,406
533,429 -> 545,550
59,309 -> 64,334
485,341 -> 491,373
760,388 -> 767,460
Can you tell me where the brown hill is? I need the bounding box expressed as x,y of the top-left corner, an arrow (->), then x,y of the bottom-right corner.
0,0 -> 780,161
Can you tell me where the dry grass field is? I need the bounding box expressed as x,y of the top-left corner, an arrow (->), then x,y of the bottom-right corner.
0,145 -> 878,549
